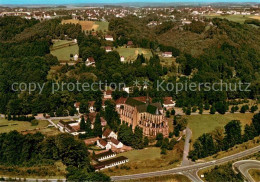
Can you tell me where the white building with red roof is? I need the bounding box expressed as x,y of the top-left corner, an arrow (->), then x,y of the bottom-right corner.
105,35 -> 114,41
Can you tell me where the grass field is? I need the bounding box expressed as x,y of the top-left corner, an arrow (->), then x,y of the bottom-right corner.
95,21 -> 109,31
103,141 -> 184,176
0,118 -> 49,133
123,174 -> 191,182
160,57 -> 176,67
61,19 -> 109,31
249,169 -> 260,181
50,40 -> 79,61
187,113 -> 254,141
115,47 -> 153,62
203,14 -> 260,24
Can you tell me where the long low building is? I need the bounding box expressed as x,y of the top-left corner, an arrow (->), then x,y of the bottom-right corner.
94,150 -> 116,161
93,156 -> 129,171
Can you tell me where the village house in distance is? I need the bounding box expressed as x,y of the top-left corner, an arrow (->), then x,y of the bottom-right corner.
116,96 -> 169,137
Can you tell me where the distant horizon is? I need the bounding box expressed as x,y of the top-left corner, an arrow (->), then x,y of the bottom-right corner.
1,0 -> 259,5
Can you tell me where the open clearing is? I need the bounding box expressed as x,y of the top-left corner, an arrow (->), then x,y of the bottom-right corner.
115,47 -> 153,62
203,14 -> 260,24
50,40 -> 79,61
103,141 -> 184,176
187,113 -> 254,141
0,118 -> 49,133
61,19 -> 109,31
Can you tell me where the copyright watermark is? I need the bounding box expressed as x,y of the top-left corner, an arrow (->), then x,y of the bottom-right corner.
10,80 -> 251,94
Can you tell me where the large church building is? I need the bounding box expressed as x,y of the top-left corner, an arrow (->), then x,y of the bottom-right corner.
116,97 -> 168,137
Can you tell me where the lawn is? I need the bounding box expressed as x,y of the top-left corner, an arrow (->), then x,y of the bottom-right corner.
95,21 -> 109,31
0,118 -> 49,133
115,47 -> 153,62
50,40 -> 79,61
103,141 -> 184,176
187,113 -> 254,141
203,14 -> 260,24
249,169 -> 260,182
124,174 -> 191,182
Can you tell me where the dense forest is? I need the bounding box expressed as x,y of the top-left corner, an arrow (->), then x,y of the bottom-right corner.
0,15 -> 259,117
0,131 -> 109,181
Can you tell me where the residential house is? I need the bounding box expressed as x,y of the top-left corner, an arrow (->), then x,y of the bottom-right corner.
97,139 -> 111,150
86,57 -> 95,66
102,128 -> 117,139
162,52 -> 172,58
105,35 -> 114,41
73,54 -> 79,61
163,97 -> 176,109
105,46 -> 112,52
120,56 -> 125,62
103,90 -> 112,99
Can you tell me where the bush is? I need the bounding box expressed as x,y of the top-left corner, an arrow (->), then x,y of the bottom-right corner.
31,120 -> 39,126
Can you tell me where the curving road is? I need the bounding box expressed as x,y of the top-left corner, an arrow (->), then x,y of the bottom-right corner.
111,145 -> 260,181
233,160 -> 260,182
182,127 -> 193,166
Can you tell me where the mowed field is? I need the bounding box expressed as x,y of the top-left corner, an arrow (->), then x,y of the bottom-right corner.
61,19 -> 109,31
203,14 -> 260,24
50,40 -> 79,61
187,113 -> 255,141
0,118 -> 49,133
115,47 -> 153,62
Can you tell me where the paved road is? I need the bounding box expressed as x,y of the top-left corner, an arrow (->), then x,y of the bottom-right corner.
233,160 -> 260,182
182,127 -> 193,166
111,145 -> 260,181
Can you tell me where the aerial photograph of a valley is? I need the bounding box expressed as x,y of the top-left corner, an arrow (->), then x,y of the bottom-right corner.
0,0 -> 259,181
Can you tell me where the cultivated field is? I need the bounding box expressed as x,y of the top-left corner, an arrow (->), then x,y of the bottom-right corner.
50,40 -> 79,61
187,113 -> 255,141
61,19 -> 109,31
115,47 -> 153,62
203,14 -> 260,24
0,118 -> 49,133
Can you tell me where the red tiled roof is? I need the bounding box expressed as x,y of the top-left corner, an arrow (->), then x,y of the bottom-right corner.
163,97 -> 174,105
74,102 -> 80,108
84,137 -> 99,146
133,96 -> 152,103
164,52 -> 172,54
71,125 -> 80,132
100,117 -> 107,126
127,41 -> 133,45
105,90 -> 112,95
105,35 -> 113,38
88,57 -> 95,63
103,128 -> 112,138
105,46 -> 112,50
110,137 -> 120,145
98,139 -> 107,147
88,101 -> 95,107
116,97 -> 127,105
84,112 -> 97,123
